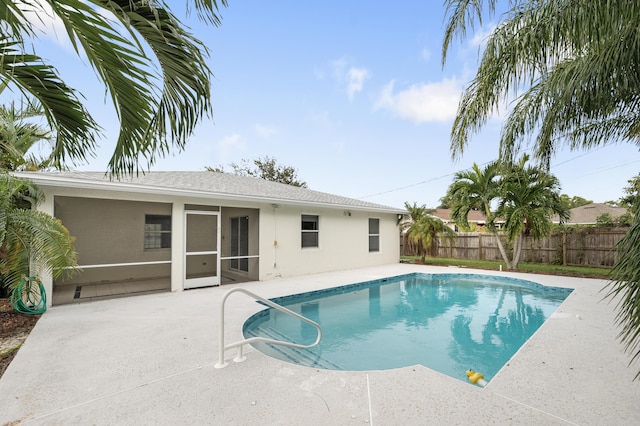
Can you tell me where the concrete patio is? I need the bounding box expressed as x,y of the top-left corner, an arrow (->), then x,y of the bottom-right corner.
1,264 -> 638,425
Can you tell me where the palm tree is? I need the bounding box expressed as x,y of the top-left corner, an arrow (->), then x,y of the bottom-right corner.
607,211 -> 640,379
445,161 -> 512,267
0,172 -> 78,297
446,158 -> 568,269
442,1 -> 640,165
402,202 -> 456,263
495,156 -> 569,269
441,0 -> 640,377
1,0 -> 227,176
0,100 -> 53,171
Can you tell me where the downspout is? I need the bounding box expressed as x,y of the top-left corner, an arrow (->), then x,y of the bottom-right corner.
272,204 -> 278,269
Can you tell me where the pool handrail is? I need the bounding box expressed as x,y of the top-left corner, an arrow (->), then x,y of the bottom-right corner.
214,287 -> 322,369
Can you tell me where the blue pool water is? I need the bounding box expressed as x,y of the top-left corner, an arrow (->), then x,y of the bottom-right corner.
243,273 -> 573,384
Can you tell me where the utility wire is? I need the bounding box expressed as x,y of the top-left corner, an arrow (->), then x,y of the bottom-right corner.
359,169 -> 464,199
360,145 -> 631,200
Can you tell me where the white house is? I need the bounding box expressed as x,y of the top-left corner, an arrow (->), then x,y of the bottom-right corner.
13,171 -> 404,306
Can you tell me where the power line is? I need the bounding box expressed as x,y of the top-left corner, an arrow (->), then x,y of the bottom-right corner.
550,146 -> 607,169
571,159 -> 640,179
358,171 -> 458,199
359,160 -> 493,199
360,145 -> 634,200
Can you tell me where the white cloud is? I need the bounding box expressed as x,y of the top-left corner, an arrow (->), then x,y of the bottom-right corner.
308,110 -> 335,129
328,57 -> 370,100
216,133 -> 244,159
346,67 -> 370,101
330,57 -> 348,81
374,78 -> 463,123
254,124 -> 277,139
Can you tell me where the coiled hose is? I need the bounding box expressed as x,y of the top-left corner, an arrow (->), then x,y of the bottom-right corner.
10,276 -> 47,315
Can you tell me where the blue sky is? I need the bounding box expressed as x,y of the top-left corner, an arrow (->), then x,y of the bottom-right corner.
23,1 -> 640,209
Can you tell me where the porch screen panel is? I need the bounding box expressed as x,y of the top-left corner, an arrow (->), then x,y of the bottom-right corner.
230,216 -> 249,272
186,213 -> 217,252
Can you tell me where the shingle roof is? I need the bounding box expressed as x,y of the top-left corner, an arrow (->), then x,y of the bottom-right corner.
565,203 -> 627,224
14,171 -> 404,213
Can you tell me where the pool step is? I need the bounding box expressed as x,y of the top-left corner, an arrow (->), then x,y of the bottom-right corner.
246,326 -> 342,370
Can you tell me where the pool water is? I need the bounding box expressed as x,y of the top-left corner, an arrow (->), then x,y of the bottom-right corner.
243,273 -> 573,384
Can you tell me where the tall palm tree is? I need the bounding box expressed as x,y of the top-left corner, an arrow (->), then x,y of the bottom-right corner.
445,161 -> 512,266
1,0 -> 227,176
0,100 -> 52,171
402,202 -> 456,263
495,156 -> 569,269
0,172 -> 78,297
441,0 -> 640,378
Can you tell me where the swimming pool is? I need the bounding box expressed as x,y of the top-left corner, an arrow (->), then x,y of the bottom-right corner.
243,273 -> 573,384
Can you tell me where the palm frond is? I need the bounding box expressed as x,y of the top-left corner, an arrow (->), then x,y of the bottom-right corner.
112,1 -> 213,174
44,0 -> 159,175
2,1 -> 228,176
0,173 -> 78,291
605,212 -> 640,379
0,40 -> 99,168
441,0 -> 498,66
0,0 -> 36,40
449,0 -> 640,161
5,210 -> 79,280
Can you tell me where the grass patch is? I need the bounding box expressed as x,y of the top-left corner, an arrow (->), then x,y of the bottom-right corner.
401,256 -> 612,279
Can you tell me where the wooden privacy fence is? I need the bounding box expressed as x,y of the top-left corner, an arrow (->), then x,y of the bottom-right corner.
401,227 -> 628,268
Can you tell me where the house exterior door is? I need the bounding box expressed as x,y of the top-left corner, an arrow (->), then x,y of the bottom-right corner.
184,211 -> 220,289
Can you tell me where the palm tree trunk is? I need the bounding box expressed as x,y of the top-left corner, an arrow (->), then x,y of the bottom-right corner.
492,230 -> 512,269
512,233 -> 524,269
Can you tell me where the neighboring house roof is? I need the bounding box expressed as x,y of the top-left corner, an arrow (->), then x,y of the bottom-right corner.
562,203 -> 628,225
429,209 -> 488,223
13,171 -> 405,214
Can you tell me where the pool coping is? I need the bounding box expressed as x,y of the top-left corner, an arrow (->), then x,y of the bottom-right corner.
1,263 -> 638,425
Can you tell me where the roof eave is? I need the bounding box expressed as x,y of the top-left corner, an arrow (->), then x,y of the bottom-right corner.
12,172 -> 406,215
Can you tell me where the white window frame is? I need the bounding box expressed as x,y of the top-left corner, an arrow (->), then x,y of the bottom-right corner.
301,214 -> 319,248
368,218 -> 380,253
144,214 -> 171,250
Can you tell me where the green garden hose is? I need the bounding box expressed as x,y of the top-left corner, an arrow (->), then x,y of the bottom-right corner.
10,276 -> 47,315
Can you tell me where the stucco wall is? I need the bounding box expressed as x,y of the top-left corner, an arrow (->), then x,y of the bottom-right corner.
43,186 -> 400,291
258,205 -> 400,280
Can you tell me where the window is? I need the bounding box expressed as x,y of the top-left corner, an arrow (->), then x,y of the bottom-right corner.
144,215 -> 171,249
301,215 -> 319,248
369,218 -> 380,252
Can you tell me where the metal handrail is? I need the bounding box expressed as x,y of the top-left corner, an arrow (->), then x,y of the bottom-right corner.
214,287 -> 322,369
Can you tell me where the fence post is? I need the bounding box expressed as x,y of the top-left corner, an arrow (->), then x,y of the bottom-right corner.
478,233 -> 483,260
562,231 -> 567,266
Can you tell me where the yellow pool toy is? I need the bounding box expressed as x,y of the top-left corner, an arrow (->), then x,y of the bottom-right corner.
466,369 -> 487,387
